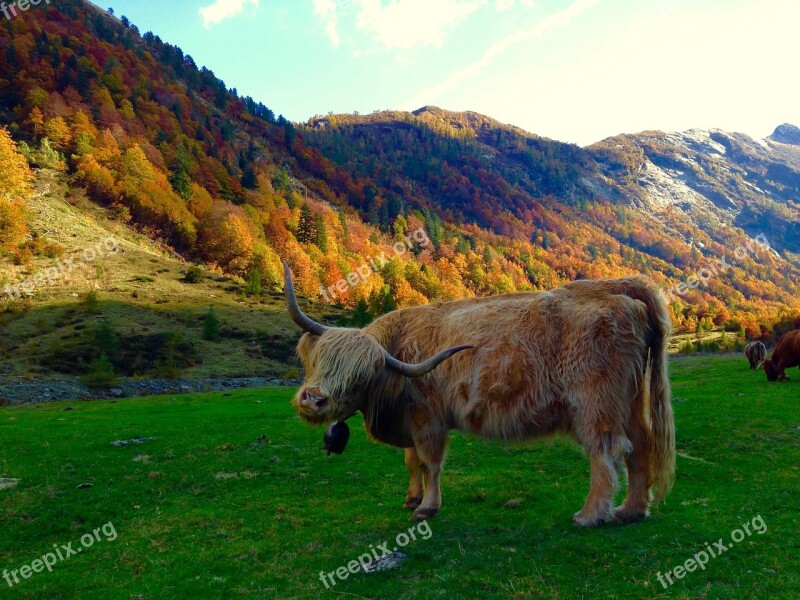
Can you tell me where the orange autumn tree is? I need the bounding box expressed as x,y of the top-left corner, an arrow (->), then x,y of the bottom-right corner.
198,203 -> 256,275
0,126 -> 33,254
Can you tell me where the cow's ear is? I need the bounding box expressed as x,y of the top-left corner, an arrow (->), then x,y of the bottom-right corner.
297,332 -> 320,362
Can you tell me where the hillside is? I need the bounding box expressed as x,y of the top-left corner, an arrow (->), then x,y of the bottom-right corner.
0,168 -> 345,389
1,0 -> 800,387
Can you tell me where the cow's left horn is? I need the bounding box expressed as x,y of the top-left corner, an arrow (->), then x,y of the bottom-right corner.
384,345 -> 474,378
283,260 -> 328,336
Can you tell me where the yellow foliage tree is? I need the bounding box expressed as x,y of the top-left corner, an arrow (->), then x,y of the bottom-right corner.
27,107 -> 43,141
200,204 -> 255,275
0,126 -> 33,253
250,243 -> 283,288
43,116 -> 72,152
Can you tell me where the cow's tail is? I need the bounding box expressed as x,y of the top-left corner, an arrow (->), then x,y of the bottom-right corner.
623,277 -> 675,505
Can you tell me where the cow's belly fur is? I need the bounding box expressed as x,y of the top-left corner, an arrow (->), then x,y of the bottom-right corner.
448,393 -> 574,440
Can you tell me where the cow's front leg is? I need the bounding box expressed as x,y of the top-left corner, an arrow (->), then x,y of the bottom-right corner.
410,416 -> 447,521
403,446 -> 424,510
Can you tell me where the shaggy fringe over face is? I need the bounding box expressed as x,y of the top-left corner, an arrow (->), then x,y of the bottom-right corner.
296,328 -> 391,421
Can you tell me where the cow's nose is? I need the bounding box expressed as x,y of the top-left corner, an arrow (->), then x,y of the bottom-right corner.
300,389 -> 329,412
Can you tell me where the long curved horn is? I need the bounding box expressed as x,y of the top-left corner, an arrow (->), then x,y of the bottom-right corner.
755,359 -> 765,371
384,345 -> 474,378
283,260 -> 327,336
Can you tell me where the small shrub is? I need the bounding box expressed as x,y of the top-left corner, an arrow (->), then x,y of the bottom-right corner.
82,290 -> 100,313
12,247 -> 33,266
34,316 -> 53,336
156,331 -> 186,379
81,354 -> 116,388
93,317 -> 118,355
245,270 -> 261,296
184,265 -> 204,283
202,307 -> 220,342
281,367 -> 300,379
133,274 -> 155,283
24,237 -> 64,259
1,299 -> 32,315
111,203 -> 131,222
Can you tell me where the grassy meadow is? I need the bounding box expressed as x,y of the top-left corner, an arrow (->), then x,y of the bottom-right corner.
0,355 -> 798,599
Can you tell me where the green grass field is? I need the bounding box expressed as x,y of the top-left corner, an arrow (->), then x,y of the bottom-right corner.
1,355 -> 798,599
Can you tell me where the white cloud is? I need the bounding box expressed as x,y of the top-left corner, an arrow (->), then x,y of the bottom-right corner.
314,0 -> 341,47
312,0 -> 480,51
200,0 -> 260,28
403,0 -> 598,108
355,0 -> 480,50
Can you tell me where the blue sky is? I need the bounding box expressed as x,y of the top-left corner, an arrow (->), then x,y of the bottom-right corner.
94,0 -> 798,146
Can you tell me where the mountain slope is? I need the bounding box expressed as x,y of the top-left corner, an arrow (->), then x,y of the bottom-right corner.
303,108 -> 800,330
1,0 -> 799,355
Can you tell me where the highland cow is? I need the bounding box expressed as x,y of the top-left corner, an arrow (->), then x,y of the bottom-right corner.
284,262 -> 675,526
761,330 -> 800,381
744,341 -> 767,370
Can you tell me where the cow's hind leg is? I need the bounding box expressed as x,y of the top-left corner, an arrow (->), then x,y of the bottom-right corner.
614,416 -> 650,523
403,446 -> 424,510
573,451 -> 619,526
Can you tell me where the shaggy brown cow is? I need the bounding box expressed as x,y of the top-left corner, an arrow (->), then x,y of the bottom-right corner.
284,262 -> 675,526
761,330 -> 800,381
744,341 -> 767,370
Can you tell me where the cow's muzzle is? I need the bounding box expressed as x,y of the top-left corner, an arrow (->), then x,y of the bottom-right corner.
294,387 -> 331,423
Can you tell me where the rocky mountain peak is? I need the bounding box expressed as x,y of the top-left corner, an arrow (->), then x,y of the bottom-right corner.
769,123 -> 800,145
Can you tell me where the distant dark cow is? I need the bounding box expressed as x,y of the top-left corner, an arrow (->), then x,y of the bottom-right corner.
284,262 -> 675,526
744,341 -> 766,370
762,330 -> 800,381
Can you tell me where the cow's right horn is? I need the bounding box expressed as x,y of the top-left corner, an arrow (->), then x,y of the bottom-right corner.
384,345 -> 474,378
283,261 -> 328,336
755,359 -> 765,371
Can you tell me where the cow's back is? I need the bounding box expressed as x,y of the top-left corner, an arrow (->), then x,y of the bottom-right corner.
370,278 -> 652,440
774,330 -> 800,364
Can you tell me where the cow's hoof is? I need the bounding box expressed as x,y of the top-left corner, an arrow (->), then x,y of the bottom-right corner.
613,506 -> 648,524
411,507 -> 438,521
572,510 -> 611,527
403,496 -> 422,510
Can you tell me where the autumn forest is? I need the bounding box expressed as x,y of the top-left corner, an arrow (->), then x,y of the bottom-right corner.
2,0 -> 800,344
